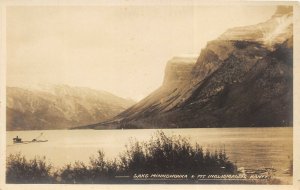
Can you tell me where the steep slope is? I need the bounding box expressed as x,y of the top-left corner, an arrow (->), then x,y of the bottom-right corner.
118,57 -> 197,118
6,85 -> 135,130
86,6 -> 293,129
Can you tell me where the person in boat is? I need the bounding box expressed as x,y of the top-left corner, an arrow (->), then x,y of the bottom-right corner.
13,136 -> 22,143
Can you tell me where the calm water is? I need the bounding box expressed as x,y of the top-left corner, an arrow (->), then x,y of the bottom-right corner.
7,128 -> 292,176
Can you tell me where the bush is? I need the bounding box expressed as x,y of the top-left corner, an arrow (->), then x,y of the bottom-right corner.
59,151 -> 119,183
6,153 -> 54,183
119,130 -> 236,175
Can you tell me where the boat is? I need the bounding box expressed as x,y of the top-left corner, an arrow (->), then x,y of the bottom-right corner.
13,133 -> 48,144
31,139 -> 48,143
13,136 -> 22,143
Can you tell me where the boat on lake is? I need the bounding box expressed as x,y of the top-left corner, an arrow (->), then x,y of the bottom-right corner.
13,133 -> 48,144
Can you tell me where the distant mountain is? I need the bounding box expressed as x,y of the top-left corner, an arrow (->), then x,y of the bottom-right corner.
6,85 -> 135,130
82,6 -> 293,130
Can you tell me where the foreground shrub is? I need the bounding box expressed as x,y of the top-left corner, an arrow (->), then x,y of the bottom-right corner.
6,153 -> 54,183
119,131 -> 236,175
59,151 -> 118,183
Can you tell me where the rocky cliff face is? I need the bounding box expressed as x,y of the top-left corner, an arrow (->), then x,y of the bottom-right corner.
163,57 -> 197,86
6,85 -> 135,130
84,6 -> 293,129
218,6 -> 293,47
114,57 -> 197,122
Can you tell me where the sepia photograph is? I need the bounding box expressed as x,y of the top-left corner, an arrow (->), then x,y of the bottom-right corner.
0,0 -> 299,189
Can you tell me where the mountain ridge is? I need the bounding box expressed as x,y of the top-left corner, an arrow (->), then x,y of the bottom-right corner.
6,85 -> 135,130
78,6 -> 293,130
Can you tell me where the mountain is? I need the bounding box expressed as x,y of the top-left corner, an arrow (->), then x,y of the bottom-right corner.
80,6 -> 293,129
6,85 -> 135,130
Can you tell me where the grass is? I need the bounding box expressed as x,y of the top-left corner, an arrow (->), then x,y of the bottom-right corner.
6,131 -> 242,184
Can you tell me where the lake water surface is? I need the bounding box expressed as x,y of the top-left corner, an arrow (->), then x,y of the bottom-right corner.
7,128 -> 292,177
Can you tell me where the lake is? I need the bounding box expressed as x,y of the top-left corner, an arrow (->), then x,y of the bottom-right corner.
6,128 -> 292,178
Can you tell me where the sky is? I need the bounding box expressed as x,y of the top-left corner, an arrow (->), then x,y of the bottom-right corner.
6,5 -> 276,101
